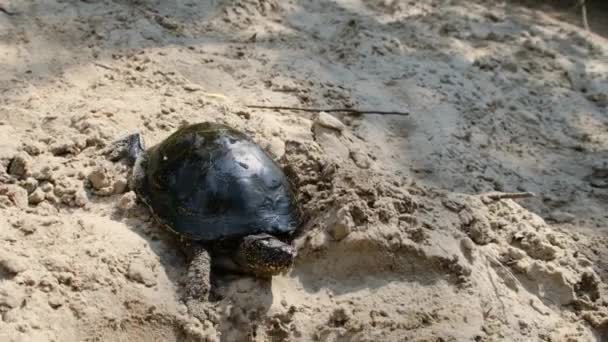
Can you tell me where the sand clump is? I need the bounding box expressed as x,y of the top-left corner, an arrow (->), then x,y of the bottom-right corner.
1,0 -> 608,341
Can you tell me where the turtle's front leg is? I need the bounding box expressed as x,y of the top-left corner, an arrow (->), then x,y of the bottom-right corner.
184,245 -> 212,301
106,133 -> 145,165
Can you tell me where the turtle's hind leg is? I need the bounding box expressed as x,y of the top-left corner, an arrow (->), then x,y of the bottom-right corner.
183,245 -> 213,322
185,245 -> 212,301
106,132 -> 145,166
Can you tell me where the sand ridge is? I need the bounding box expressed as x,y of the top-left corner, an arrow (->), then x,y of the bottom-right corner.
1,0 -> 607,341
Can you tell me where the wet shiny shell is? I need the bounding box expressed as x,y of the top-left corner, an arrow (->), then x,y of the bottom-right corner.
135,122 -> 299,242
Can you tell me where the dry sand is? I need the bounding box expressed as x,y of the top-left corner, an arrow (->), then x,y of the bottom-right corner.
1,0 -> 608,341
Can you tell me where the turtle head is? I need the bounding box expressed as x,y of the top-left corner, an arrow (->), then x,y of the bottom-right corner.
236,234 -> 296,278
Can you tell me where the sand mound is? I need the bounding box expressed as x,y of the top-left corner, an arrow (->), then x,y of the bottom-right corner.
1,0 -> 607,341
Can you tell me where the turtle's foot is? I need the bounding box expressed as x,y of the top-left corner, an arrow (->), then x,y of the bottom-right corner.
184,246 -> 212,301
234,234 -> 296,278
105,133 -> 145,165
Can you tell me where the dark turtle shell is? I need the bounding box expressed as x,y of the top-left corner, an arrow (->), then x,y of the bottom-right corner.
135,122 -> 300,242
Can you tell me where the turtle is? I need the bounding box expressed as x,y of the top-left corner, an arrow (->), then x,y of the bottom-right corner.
110,122 -> 301,301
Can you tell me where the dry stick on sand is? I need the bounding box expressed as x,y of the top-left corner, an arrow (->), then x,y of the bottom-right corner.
480,191 -> 535,204
485,192 -> 535,200
246,105 -> 410,116
580,0 -> 590,31
93,62 -> 116,71
0,6 -> 18,15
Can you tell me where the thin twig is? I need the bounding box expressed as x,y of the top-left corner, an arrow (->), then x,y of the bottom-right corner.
481,191 -> 535,204
484,258 -> 508,324
0,6 -> 18,15
93,62 -> 115,71
485,254 -> 521,290
580,0 -> 590,31
246,105 -> 410,116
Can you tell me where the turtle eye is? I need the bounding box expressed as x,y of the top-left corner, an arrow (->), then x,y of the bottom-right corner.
151,176 -> 164,189
152,173 -> 170,190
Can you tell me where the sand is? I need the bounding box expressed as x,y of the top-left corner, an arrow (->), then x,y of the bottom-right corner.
1,0 -> 607,341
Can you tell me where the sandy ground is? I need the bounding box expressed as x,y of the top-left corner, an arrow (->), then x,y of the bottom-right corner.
1,0 -> 608,341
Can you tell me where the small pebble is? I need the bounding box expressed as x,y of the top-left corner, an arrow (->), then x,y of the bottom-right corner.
88,166 -> 112,190
32,165 -> 53,181
329,207 -> 353,241
7,153 -> 30,178
49,140 -> 77,156
22,177 -> 38,194
236,110 -> 251,119
23,141 -> 46,156
0,254 -> 28,274
45,192 -> 58,204
155,15 -> 180,30
589,178 -> 608,189
28,188 -> 46,205
40,181 -> 54,193
315,112 -> 345,132
349,150 -> 371,169
328,307 -> 350,327
460,237 -> 475,251
127,259 -> 157,287
74,190 -> 88,207
2,309 -> 19,323
0,185 -> 28,208
183,83 -> 203,92
117,192 -> 137,211
19,221 -> 37,235
48,295 -> 63,309
0,284 -> 23,309
113,177 -> 128,194
77,171 -> 87,180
